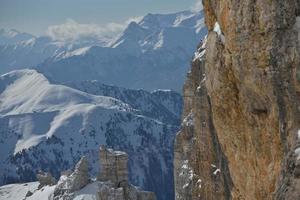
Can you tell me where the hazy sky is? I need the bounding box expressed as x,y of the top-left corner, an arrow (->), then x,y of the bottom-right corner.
0,0 -> 202,36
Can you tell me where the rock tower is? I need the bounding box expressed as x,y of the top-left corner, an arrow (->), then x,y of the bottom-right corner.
98,145 -> 129,187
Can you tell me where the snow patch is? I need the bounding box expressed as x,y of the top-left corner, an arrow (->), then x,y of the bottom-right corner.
180,160 -> 194,189
182,113 -> 194,127
193,36 -> 207,61
213,169 -> 221,175
154,32 -> 164,50
213,22 -> 225,43
61,46 -> 91,59
196,179 -> 202,189
173,13 -> 195,27
194,49 -> 206,61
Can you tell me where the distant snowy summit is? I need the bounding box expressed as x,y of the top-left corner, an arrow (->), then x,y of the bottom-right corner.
0,10 -> 207,91
0,146 -> 156,200
0,29 -> 34,45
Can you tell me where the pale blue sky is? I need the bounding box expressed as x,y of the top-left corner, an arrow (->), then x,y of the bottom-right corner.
0,0 -> 200,35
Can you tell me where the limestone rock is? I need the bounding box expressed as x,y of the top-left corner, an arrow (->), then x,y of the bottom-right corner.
97,146 -> 156,200
53,156 -> 90,200
98,145 -> 129,187
175,0 -> 300,199
71,156 -> 90,191
174,41 -> 232,200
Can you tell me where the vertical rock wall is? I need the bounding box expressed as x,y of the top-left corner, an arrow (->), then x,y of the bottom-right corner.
174,41 -> 232,200
175,0 -> 300,199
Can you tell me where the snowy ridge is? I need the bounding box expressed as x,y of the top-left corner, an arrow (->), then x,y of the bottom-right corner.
0,69 -> 130,116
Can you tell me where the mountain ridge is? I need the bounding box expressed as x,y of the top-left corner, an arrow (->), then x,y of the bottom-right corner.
0,10 -> 207,91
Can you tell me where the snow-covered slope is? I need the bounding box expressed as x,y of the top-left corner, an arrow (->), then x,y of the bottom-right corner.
0,70 -> 179,200
0,182 -> 55,200
0,181 -> 105,200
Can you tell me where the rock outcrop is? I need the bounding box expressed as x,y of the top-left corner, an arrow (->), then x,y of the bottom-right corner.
53,156 -> 90,199
175,0 -> 300,199
97,146 -> 156,200
51,146 -> 156,200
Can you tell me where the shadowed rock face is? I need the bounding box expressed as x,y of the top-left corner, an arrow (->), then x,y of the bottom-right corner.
175,0 -> 300,199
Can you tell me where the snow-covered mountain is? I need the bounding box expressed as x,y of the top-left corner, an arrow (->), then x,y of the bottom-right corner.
0,69 -> 180,200
0,36 -> 64,74
0,10 -> 206,91
38,10 -> 207,91
0,34 -> 111,75
0,29 -> 34,45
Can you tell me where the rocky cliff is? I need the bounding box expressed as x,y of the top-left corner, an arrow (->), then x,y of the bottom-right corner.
175,0 -> 300,199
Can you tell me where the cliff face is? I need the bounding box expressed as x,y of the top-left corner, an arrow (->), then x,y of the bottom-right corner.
175,0 -> 300,199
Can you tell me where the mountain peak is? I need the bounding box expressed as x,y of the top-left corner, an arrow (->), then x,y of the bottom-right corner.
0,28 -> 35,45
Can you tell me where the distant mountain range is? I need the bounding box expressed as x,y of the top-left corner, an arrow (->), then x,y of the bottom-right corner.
0,10 -> 207,91
0,29 -> 34,45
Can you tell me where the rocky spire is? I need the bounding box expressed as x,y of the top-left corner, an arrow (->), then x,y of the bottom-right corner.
53,156 -> 90,199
